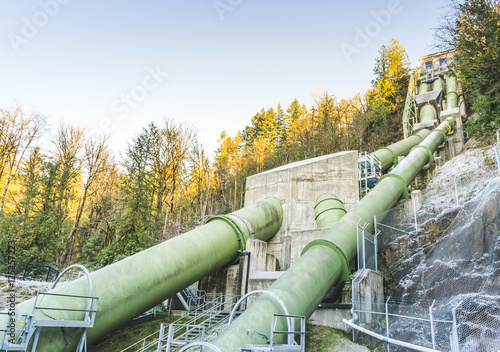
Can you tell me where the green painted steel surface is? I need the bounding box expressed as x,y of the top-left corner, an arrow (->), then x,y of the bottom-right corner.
314,194 -> 346,228
419,82 -> 429,94
433,77 -> 443,90
372,129 -> 431,172
446,74 -> 458,110
212,119 -> 455,351
420,104 -> 436,122
1,198 -> 282,352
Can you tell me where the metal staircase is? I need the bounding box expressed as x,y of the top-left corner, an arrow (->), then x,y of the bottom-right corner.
121,290 -> 242,352
176,287 -> 200,312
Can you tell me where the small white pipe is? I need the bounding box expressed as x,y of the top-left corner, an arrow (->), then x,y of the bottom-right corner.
342,319 -> 441,352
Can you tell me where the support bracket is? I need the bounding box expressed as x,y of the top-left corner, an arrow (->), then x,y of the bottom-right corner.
377,147 -> 397,165
376,174 -> 410,199
301,239 -> 351,282
432,128 -> 448,142
208,215 -> 246,254
410,145 -> 434,163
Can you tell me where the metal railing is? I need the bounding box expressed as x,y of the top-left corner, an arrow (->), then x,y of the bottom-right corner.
157,324 -> 205,352
0,265 -> 98,352
238,314 -> 306,352
121,292 -> 242,352
351,294 -> 459,352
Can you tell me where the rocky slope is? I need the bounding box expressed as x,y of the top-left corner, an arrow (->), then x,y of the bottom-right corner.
378,142 -> 500,351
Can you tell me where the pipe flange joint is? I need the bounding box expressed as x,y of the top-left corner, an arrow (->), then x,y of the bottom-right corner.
410,145 -> 434,163
444,117 -> 456,130
432,128 -> 448,142
446,91 -> 459,99
207,215 -> 247,254
376,174 -> 410,199
376,147 -> 397,165
301,239 -> 351,282
231,213 -> 256,239
315,207 -> 347,220
410,133 -> 424,143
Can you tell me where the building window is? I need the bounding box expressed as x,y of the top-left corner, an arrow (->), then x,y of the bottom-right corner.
425,61 -> 433,70
439,58 -> 448,66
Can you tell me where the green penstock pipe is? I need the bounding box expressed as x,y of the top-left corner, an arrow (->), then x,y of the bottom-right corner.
212,118 -> 455,351
419,82 -> 429,94
446,73 -> 458,110
0,198 -> 282,352
372,129 -> 431,172
314,194 -> 346,228
433,77 -> 443,90
420,104 -> 437,122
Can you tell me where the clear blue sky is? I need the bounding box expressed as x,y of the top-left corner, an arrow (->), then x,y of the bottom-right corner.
0,0 -> 447,157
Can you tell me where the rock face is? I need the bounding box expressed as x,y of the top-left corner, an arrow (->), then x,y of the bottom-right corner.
378,144 -> 500,351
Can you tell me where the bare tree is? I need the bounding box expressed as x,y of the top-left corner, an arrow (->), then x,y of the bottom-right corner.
0,106 -> 46,212
149,120 -> 195,234
52,123 -> 85,217
64,134 -> 110,265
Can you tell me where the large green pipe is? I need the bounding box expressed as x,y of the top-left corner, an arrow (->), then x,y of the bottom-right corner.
0,198 -> 283,351
446,74 -> 458,110
433,77 -> 443,90
372,129 -> 431,172
419,82 -> 429,94
314,194 -> 346,228
212,118 -> 455,351
420,104 -> 436,122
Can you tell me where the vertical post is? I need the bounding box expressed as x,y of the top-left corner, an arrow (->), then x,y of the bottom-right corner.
385,296 -> 391,352
352,279 -> 359,343
357,219 -> 361,271
374,232 -> 378,273
362,226 -> 366,270
413,196 -> 418,231
451,304 -> 460,352
430,300 -> 436,349
365,152 -> 368,195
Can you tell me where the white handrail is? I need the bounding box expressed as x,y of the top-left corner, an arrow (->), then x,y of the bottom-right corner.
342,319 -> 441,352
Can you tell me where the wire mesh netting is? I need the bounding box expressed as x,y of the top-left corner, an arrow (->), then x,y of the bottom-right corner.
367,174 -> 500,351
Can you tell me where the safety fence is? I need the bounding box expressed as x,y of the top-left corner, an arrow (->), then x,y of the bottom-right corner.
351,294 -> 458,351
